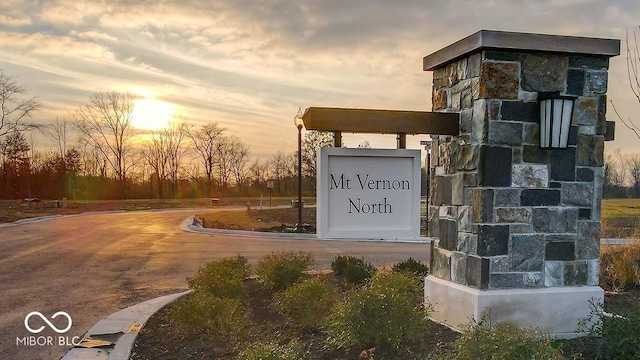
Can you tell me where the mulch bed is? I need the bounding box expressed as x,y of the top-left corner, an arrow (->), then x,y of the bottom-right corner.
130,278 -> 459,360
130,280 -> 640,360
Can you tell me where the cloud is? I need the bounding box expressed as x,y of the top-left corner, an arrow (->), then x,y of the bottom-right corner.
69,29 -> 118,43
38,1 -> 105,26
0,0 -> 639,158
0,13 -> 31,27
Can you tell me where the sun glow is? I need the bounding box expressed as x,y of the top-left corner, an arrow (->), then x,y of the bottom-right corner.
131,98 -> 176,131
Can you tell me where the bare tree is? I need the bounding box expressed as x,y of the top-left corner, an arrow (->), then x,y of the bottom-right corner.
627,26 -> 640,109
357,140 -> 372,148
626,153 -> 640,197
603,153 -> 616,197
187,123 -> 225,196
216,136 -> 233,190
269,151 -> 296,194
77,139 -> 106,177
249,158 -> 269,188
604,150 -> 628,198
301,131 -> 333,180
141,131 -> 169,199
0,71 -> 40,138
285,152 -> 296,182
72,92 -> 137,184
47,117 -> 71,158
166,121 -> 189,197
269,151 -> 289,193
614,149 -> 628,187
182,163 -> 201,183
226,135 -> 250,190
142,120 -> 189,199
611,26 -> 640,140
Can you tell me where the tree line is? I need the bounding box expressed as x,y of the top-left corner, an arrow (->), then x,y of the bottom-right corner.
0,71 -> 333,200
604,150 -> 640,198
2,66 -> 635,202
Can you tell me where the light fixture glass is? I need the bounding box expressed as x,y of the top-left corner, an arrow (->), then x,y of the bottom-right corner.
539,94 -> 576,149
294,107 -> 304,129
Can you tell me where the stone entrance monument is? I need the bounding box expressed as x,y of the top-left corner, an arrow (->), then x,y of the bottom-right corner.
423,30 -> 620,338
298,29 -> 620,337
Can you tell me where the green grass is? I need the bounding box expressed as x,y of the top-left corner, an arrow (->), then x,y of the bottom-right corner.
602,198 -> 640,219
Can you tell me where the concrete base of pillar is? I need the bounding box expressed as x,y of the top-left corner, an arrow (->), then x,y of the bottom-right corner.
424,276 -> 603,339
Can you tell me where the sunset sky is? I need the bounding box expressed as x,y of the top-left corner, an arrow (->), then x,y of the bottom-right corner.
0,1 -> 639,160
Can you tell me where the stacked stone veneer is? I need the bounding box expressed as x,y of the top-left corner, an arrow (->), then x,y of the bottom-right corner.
428,50 -> 610,290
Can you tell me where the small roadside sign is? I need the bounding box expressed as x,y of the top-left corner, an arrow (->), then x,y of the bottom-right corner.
266,181 -> 274,208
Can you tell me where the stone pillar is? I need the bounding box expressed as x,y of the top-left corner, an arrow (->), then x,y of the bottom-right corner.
423,30 -> 619,338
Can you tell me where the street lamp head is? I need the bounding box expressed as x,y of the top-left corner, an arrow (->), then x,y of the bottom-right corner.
294,107 -> 304,130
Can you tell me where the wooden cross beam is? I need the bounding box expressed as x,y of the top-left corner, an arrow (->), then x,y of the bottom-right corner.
301,107 -> 459,148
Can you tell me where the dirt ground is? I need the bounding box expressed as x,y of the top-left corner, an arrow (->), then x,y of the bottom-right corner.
198,207 -> 317,232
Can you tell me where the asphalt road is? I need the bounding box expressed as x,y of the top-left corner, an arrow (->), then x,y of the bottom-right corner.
0,209 -> 430,360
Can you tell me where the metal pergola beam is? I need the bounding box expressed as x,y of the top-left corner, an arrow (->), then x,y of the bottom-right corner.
301,107 -> 459,136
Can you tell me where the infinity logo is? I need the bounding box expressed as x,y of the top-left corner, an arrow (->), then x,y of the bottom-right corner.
24,311 -> 72,334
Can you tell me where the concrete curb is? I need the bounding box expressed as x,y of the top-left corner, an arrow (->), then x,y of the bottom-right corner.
60,290 -> 192,360
180,216 -> 433,243
600,238 -> 640,244
179,215 -> 316,239
180,216 -> 640,244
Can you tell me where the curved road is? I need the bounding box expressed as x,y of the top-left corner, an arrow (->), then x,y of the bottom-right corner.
0,209 -> 430,360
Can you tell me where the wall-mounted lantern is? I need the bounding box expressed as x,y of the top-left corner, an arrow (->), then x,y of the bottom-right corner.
539,93 -> 576,149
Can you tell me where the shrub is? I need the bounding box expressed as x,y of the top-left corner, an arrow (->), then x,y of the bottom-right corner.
579,299 -> 640,359
188,255 -> 251,299
236,340 -> 299,360
256,251 -> 314,290
172,292 -> 252,342
435,322 -> 564,360
331,255 -> 376,285
600,242 -> 640,291
597,309 -> 640,359
392,257 -> 429,278
327,271 -> 427,349
274,277 -> 338,330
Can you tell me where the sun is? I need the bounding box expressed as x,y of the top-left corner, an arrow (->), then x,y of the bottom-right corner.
131,98 -> 176,131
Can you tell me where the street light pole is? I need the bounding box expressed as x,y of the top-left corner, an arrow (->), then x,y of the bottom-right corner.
294,108 -> 304,232
420,140 -> 432,236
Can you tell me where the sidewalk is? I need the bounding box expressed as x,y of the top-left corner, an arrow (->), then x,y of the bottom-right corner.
60,290 -> 191,360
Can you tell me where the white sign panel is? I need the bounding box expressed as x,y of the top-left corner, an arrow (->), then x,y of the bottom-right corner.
317,148 -> 421,239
